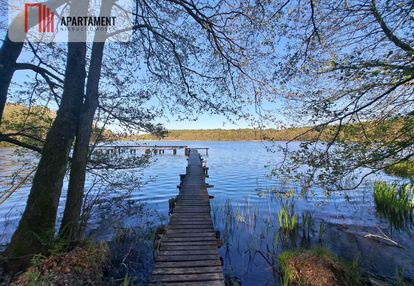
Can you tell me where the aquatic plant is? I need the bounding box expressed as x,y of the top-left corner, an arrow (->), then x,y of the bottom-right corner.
277,204 -> 297,235
319,220 -> 326,243
373,181 -> 414,229
301,211 -> 313,240
222,199 -> 236,243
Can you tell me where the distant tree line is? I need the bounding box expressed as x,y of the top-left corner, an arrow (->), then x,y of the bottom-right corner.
130,119 -> 414,142
129,128 -> 323,141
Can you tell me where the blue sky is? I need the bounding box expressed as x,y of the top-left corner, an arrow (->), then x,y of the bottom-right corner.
8,64 -> 261,130
0,1 -> 281,131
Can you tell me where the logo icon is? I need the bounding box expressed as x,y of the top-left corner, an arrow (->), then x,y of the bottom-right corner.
24,3 -> 54,33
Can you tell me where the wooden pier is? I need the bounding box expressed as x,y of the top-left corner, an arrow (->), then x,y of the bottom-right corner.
150,149 -> 224,285
93,145 -> 209,156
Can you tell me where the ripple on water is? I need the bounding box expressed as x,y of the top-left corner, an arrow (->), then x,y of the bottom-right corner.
0,142 -> 412,283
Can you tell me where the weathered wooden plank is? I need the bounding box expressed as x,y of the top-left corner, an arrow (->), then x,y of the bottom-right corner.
167,226 -> 213,231
174,207 -> 210,210
172,210 -> 211,213
169,224 -> 212,228
176,196 -> 210,200
156,254 -> 220,262
160,241 -> 218,247
173,207 -> 211,212
168,223 -> 212,228
151,273 -> 224,282
162,236 -> 216,242
160,244 -> 217,251
174,203 -> 210,207
166,233 -> 216,239
150,280 -> 225,286
175,199 -> 209,203
167,228 -> 214,233
173,206 -> 211,210
167,229 -> 215,234
169,216 -> 212,221
152,266 -> 223,275
170,214 -> 210,218
155,260 -> 222,268
169,220 -> 213,225
158,249 -> 219,256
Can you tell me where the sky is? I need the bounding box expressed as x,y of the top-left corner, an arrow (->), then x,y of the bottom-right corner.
160,113 -> 252,130
9,67 -> 262,130
0,0 -> 283,131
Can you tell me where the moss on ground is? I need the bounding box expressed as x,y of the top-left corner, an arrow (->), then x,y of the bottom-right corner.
11,241 -> 108,286
278,246 -> 366,286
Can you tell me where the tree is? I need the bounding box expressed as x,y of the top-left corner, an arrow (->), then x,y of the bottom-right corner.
0,0 -> 65,124
4,0 -> 279,269
269,0 -> 414,190
58,0 -> 115,241
5,0 -> 89,269
60,0 -> 279,239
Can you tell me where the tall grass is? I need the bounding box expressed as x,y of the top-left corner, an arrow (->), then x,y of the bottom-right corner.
278,203 -> 297,235
301,211 -> 313,240
373,181 -> 414,229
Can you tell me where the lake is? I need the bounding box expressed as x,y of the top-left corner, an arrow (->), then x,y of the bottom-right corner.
1,141 -> 413,284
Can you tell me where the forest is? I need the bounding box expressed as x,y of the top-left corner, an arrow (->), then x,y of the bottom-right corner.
127,128 -> 317,141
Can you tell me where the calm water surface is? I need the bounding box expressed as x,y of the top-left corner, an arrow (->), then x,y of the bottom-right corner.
0,141 -> 413,285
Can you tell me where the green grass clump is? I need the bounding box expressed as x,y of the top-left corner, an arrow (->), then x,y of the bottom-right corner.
384,161 -> 414,179
373,181 -> 414,229
278,204 -> 297,235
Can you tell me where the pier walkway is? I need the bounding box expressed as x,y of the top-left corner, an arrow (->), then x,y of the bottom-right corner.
150,149 -> 224,285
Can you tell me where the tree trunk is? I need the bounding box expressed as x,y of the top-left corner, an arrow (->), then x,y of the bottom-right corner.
0,37 -> 23,124
59,43 -> 104,240
59,0 -> 115,241
0,0 -> 65,124
5,0 -> 88,271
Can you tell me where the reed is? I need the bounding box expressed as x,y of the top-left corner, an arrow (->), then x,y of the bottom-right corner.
278,203 -> 297,234
373,181 -> 414,229
301,211 -> 313,240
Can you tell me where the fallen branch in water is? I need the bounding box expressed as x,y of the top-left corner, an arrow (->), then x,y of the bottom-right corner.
364,227 -> 402,248
0,168 -> 36,205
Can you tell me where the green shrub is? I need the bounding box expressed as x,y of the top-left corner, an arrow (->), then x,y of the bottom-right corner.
384,161 -> 414,179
